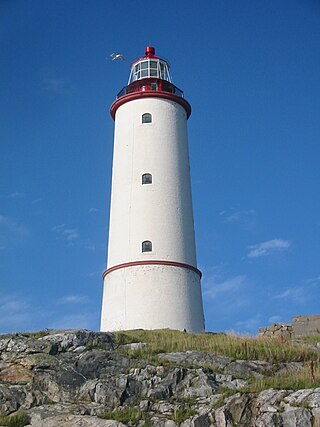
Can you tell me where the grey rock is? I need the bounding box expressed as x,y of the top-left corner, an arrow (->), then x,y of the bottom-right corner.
311,408 -> 320,427
214,407 -> 234,427
284,388 -> 320,408
20,353 -> 58,370
274,362 -> 304,375
181,413 -> 211,427
73,346 -> 87,353
254,389 -> 290,413
152,401 -> 174,415
223,393 -> 252,425
27,414 -> 127,427
281,407 -> 312,427
0,384 -> 26,414
26,403 -> 80,422
79,351 -> 132,377
0,335 -> 54,355
85,378 -> 127,407
148,385 -> 172,400
157,351 -> 231,372
149,416 -> 174,427
119,342 -> 149,350
157,351 -> 299,380
1,329 -> 320,427
255,412 -> 283,427
139,399 -> 151,412
226,360 -> 272,379
39,330 -> 114,352
3,337 -> 29,353
0,338 -> 11,352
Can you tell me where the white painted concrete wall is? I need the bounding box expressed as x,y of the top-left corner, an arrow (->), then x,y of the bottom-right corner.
100,96 -> 205,332
101,265 -> 204,332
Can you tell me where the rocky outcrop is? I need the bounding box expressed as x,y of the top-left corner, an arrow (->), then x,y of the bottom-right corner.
259,314 -> 320,340
0,330 -> 319,427
258,323 -> 294,340
293,315 -> 320,338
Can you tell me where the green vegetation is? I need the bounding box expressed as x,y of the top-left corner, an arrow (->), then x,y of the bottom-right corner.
296,335 -> 320,345
20,331 -> 48,339
114,329 -> 320,364
289,401 -> 311,409
175,397 -> 199,406
213,363 -> 320,402
211,396 -> 225,410
0,412 -> 30,427
99,404 -> 196,424
85,343 -> 106,350
169,407 -> 195,422
243,362 -> 320,392
99,407 -> 144,424
216,386 -> 240,398
114,330 -> 320,392
115,332 -> 140,346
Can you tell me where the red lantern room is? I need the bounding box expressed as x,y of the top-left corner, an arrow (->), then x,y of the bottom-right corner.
110,46 -> 191,119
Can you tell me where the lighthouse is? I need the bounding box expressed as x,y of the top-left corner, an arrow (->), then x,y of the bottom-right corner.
100,46 -> 205,332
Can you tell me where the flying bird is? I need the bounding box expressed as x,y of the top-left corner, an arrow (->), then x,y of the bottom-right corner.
110,53 -> 125,61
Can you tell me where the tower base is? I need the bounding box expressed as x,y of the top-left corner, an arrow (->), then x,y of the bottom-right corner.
100,264 -> 205,332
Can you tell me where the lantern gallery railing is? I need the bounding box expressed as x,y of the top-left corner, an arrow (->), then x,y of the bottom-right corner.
116,79 -> 184,100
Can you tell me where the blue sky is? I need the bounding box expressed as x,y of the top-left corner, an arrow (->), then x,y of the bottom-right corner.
1,0 -> 320,334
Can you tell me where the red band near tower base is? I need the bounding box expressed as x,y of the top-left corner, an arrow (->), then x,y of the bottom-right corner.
102,260 -> 202,279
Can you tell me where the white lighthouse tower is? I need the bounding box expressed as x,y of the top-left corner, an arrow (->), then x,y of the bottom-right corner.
100,46 -> 205,332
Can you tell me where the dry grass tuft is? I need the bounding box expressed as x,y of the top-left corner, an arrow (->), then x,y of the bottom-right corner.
114,329 -> 320,364
244,362 -> 320,392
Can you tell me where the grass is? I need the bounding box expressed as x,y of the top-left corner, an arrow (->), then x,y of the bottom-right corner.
289,401 -> 311,409
99,403 -> 196,424
296,335 -> 320,345
211,396 -> 225,410
216,387 -> 240,398
85,343 -> 106,350
99,407 -> 144,424
20,331 -> 48,339
114,329 -> 320,364
169,407 -> 195,422
242,362 -> 320,392
0,412 -> 30,427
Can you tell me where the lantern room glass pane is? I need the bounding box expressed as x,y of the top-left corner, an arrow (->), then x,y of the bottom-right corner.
128,58 -> 172,84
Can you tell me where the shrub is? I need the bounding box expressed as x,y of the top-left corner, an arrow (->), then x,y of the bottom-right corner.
0,412 -> 30,427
